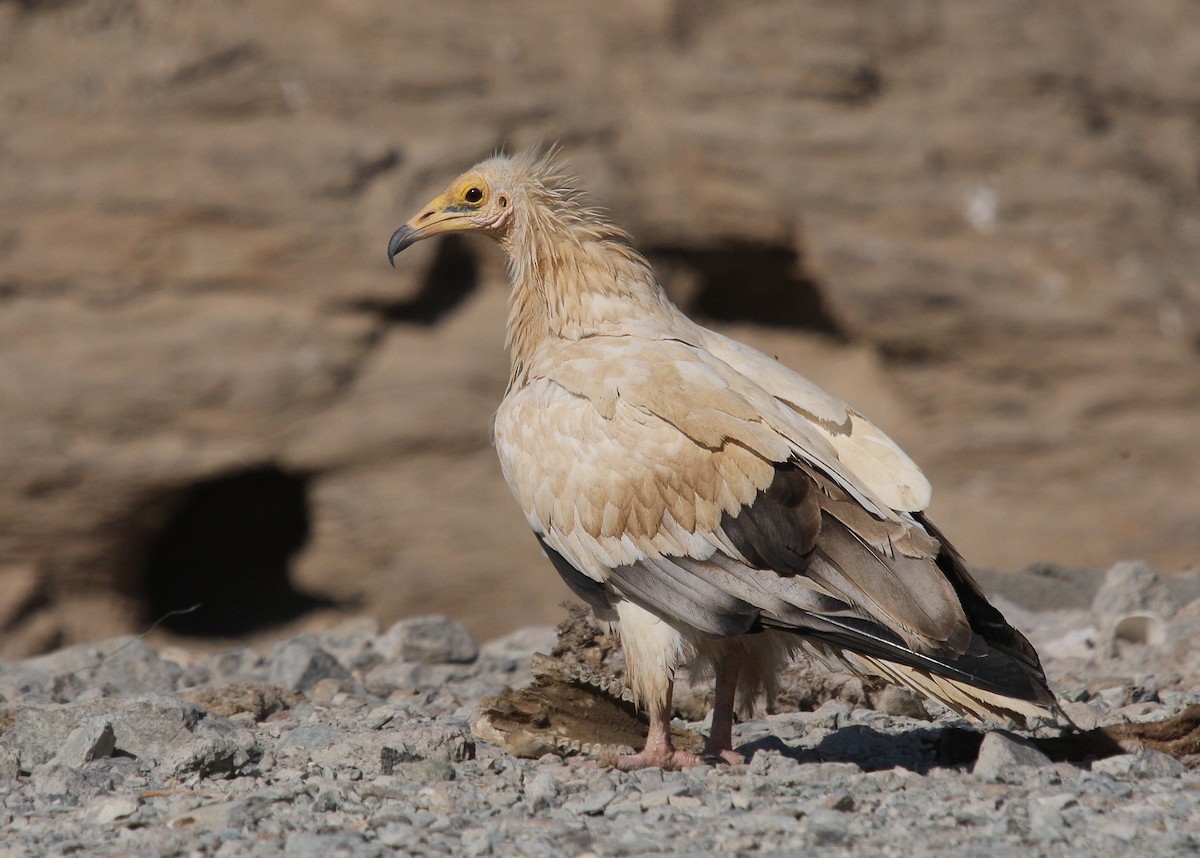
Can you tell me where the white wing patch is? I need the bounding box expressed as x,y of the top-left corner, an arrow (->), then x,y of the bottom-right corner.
697,327 -> 932,512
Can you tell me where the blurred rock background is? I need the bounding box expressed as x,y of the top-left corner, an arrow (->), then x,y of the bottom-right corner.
0,0 -> 1198,656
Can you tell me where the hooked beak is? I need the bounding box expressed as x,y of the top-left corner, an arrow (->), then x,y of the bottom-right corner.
386,224 -> 419,265
387,193 -> 478,267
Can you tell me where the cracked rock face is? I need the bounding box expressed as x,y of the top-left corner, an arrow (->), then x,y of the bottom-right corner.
2,0 -> 1200,654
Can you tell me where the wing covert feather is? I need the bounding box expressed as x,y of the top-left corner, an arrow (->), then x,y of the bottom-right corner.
697,327 -> 933,512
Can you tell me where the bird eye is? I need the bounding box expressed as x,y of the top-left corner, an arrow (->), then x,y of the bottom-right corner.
465,187 -> 483,204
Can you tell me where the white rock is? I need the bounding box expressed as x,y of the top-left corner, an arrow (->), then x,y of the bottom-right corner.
1093,750 -> 1186,780
50,717 -> 115,767
0,746 -> 20,780
1028,796 -> 1066,842
1041,626 -> 1101,660
1059,701 -> 1105,731
524,769 -> 561,810
88,795 -> 140,825
1092,561 -> 1176,619
973,731 -> 1051,780
479,626 -> 557,662
268,637 -> 353,692
1168,597 -> 1200,656
378,616 -> 479,665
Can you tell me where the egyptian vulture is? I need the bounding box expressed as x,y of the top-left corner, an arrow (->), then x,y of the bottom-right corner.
387,150 -> 1058,770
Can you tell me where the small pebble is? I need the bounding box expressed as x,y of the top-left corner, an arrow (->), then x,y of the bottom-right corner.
269,638 -> 353,693
0,746 -> 22,780
569,788 -> 616,816
51,718 -> 115,768
86,795 -> 139,825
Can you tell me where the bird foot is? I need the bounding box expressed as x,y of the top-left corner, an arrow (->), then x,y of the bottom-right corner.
596,748 -> 708,771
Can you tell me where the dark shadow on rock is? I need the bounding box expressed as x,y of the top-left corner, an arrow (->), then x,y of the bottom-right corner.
735,724 -> 1006,774
648,242 -> 846,336
140,465 -> 339,637
737,722 -> 1132,774
739,724 -> 961,774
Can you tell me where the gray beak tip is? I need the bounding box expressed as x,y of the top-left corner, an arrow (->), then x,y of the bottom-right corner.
387,225 -> 418,267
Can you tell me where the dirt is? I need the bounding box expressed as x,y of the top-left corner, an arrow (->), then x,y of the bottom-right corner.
0,0 -> 1198,655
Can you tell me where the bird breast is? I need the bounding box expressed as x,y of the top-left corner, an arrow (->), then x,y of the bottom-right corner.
493,353 -> 778,582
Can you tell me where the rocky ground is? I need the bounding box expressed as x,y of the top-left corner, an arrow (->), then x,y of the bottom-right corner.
2,562 -> 1199,857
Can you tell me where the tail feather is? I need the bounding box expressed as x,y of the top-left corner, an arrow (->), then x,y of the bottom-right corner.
826,643 -> 1052,724
763,608 -> 1055,719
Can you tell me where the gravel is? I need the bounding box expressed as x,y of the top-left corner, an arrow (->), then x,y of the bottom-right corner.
2,567 -> 1199,857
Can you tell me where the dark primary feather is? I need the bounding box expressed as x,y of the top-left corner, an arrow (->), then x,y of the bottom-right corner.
718,463 -> 820,573
913,512 -> 1051,687
760,611 -> 1053,706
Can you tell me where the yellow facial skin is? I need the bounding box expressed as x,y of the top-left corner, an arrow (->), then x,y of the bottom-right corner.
387,173 -> 510,265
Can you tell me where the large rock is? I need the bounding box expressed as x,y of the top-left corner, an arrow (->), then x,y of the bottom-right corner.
1,694 -> 260,778
377,616 -> 479,666
1092,561 -> 1177,620
0,0 -> 1199,651
973,730 -> 1052,780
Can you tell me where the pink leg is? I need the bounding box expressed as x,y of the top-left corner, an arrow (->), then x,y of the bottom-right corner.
599,680 -> 704,771
704,645 -> 745,765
